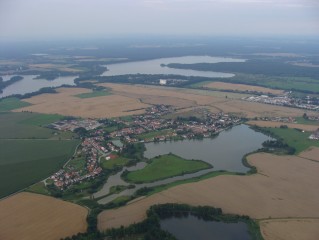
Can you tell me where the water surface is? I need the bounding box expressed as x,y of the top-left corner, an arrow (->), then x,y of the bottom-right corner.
0,75 -> 76,98
161,215 -> 252,240
96,125 -> 270,204
102,56 -> 244,78
144,124 -> 269,173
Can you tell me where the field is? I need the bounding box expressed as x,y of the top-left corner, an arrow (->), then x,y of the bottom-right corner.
29,63 -> 84,73
14,87 -> 149,118
186,72 -> 319,93
264,127 -> 319,154
0,112 -> 79,197
203,81 -> 284,95
101,156 -> 130,170
12,84 -> 315,118
260,219 -> 319,240
75,90 -> 112,98
0,192 -> 87,240
27,182 -> 50,195
0,139 -> 79,198
0,97 -> 31,112
98,147 -> 319,235
247,120 -> 319,132
0,112 -> 71,139
125,154 -> 211,183
295,117 -> 319,126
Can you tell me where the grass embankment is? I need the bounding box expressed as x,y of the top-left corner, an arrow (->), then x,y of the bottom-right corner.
262,127 -> 319,154
147,171 -> 235,196
124,154 -> 212,183
0,97 -> 31,111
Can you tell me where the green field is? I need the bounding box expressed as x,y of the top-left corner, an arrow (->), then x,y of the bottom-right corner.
101,156 -> 130,170
265,127 -> 319,154
188,74 -> 319,93
18,113 -> 63,126
295,117 -> 319,126
26,182 -> 50,195
0,97 -> 31,111
0,139 -> 79,198
125,154 -> 212,183
75,90 -> 111,98
0,112 -> 73,139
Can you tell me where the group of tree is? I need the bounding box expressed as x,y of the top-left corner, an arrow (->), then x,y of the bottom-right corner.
0,75 -> 23,92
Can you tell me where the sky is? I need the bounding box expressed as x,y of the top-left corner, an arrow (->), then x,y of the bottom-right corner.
0,0 -> 318,40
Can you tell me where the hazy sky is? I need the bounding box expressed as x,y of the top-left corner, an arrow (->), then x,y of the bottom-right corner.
0,0 -> 318,40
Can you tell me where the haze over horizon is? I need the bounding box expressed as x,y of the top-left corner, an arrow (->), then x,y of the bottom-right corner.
0,0 -> 319,41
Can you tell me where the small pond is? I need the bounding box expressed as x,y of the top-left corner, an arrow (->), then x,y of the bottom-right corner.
161,215 -> 252,240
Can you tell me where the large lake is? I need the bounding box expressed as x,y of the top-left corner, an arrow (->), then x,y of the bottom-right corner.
144,124 -> 269,173
161,215 -> 252,240
96,124 -> 269,204
1,56 -> 244,98
101,55 -> 244,78
0,75 -> 76,98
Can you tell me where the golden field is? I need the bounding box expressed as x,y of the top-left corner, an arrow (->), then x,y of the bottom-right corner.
204,81 -> 284,95
0,192 -> 88,240
14,83 -> 315,119
260,219 -> 319,240
247,120 -> 319,132
14,87 -> 149,118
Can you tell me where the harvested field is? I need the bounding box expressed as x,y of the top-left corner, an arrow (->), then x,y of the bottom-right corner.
14,88 -> 149,118
29,63 -> 83,72
206,99 -> 313,118
98,148 -> 319,230
14,84 -> 316,118
247,120 -> 319,132
204,81 -> 284,95
260,219 -> 319,240
299,147 -> 319,161
0,192 -> 87,240
100,83 -> 224,107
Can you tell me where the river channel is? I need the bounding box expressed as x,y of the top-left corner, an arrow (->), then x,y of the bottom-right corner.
95,124 -> 269,204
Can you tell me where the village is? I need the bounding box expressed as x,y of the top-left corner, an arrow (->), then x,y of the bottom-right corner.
244,92 -> 319,111
47,105 -> 242,189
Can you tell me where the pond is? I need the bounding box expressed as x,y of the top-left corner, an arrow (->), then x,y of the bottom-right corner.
101,55 -> 245,78
144,124 -> 269,173
161,215 -> 252,240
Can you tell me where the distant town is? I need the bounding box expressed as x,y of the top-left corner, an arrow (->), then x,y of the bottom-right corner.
244,92 -> 319,111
